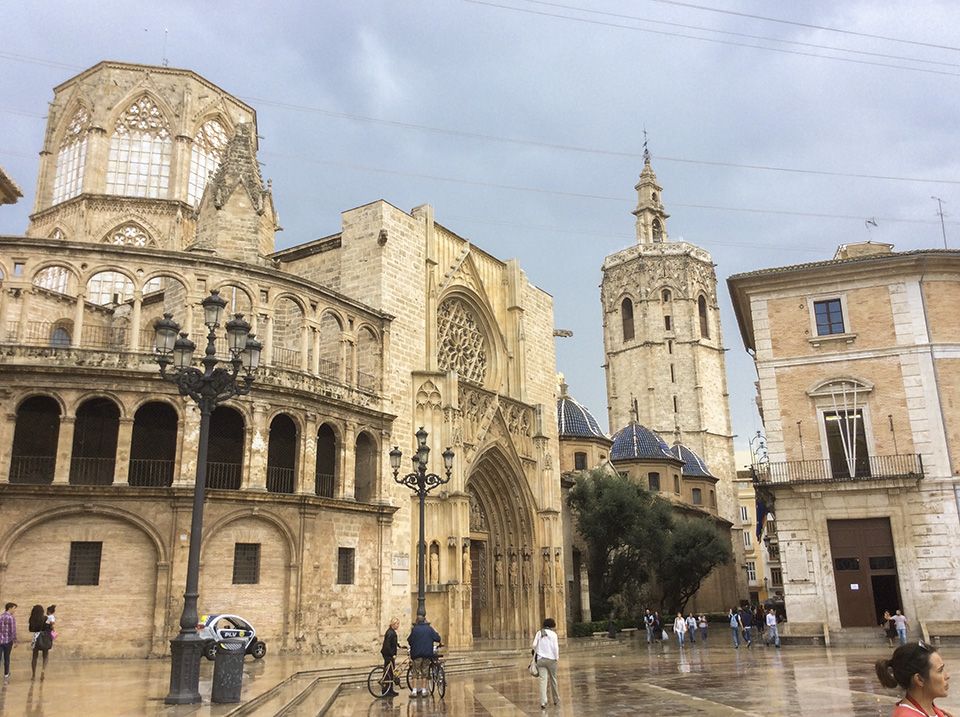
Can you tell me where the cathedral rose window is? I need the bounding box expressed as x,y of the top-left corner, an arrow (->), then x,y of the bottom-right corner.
437,297 -> 488,385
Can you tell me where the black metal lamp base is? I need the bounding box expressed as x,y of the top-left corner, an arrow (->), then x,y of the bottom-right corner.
164,636 -> 204,704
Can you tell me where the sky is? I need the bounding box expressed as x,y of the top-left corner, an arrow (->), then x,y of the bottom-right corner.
2,1 -> 958,463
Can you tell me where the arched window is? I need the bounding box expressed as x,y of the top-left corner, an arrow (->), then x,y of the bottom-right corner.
316,423 -> 338,497
267,414 -> 298,494
33,266 -> 72,295
621,298 -> 635,342
10,396 -> 61,484
129,402 -> 178,487
357,327 -> 381,391
106,96 -> 171,198
70,397 -> 120,485
52,107 -> 90,204
50,325 -> 71,347
188,119 -> 229,205
207,406 -> 244,489
354,431 -> 378,502
652,218 -> 663,243
698,295 -> 709,338
87,271 -> 134,306
661,289 -> 671,302
437,296 -> 488,385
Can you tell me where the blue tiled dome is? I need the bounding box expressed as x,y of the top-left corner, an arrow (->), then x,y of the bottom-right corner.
670,444 -> 715,478
610,422 -> 675,461
557,386 -> 606,439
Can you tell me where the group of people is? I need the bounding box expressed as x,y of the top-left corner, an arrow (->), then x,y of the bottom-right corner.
379,615 -> 442,699
883,609 -> 911,646
641,609 -> 707,645
727,605 -> 781,649
0,602 -> 57,683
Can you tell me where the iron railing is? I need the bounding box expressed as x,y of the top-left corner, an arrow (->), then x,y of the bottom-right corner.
128,459 -> 175,487
753,453 -> 923,486
357,370 -> 379,392
8,455 -> 56,484
273,347 -> 301,369
206,462 -> 242,490
266,466 -> 295,494
69,457 -> 116,485
315,472 -> 335,498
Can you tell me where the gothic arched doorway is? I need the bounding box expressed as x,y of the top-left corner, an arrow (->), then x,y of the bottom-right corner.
465,446 -> 538,639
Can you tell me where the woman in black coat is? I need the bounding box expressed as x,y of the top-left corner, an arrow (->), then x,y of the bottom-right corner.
28,604 -> 52,681
380,617 -> 401,696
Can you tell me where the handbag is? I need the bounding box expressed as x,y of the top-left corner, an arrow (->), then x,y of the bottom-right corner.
528,629 -> 541,677
36,631 -> 53,651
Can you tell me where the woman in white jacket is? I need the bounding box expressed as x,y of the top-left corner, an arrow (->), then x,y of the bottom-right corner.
531,617 -> 560,710
673,612 -> 687,648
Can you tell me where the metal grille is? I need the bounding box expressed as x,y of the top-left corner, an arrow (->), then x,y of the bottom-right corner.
67,541 -> 102,586
337,547 -> 355,585
232,543 -> 260,585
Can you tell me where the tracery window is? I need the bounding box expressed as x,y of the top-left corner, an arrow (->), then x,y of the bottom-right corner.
33,266 -> 72,295
437,297 -> 488,385
106,96 -> 171,198
188,119 -> 230,205
52,107 -> 90,205
87,271 -> 135,305
104,222 -> 152,247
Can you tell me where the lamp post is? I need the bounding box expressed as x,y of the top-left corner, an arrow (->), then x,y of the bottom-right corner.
389,428 -> 454,621
154,289 -> 262,705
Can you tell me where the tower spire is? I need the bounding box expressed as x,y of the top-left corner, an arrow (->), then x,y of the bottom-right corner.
643,127 -> 651,165
632,133 -> 669,245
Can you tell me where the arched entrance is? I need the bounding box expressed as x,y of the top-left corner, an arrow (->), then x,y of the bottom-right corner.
465,447 -> 538,639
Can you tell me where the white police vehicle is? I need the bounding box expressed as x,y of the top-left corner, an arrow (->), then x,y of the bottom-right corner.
197,614 -> 267,661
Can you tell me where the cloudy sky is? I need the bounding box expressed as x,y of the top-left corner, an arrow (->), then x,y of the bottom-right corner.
2,1 -> 958,461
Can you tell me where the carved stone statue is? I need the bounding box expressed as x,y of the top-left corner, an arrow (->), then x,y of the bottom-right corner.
462,547 -> 472,585
429,551 -> 440,584
494,554 -> 504,588
541,551 -> 552,592
509,554 -> 519,589
554,550 -> 563,588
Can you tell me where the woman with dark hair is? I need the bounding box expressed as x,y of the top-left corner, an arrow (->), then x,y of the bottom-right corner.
875,641 -> 952,716
531,617 -> 560,710
28,604 -> 53,681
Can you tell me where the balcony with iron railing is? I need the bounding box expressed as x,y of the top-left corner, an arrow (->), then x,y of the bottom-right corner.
752,453 -> 923,486
266,466 -> 295,494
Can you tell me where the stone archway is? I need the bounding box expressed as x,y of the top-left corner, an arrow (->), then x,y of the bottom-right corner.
465,447 -> 538,639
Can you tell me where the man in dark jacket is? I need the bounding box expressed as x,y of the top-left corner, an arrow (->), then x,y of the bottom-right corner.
738,606 -> 753,647
407,616 -> 442,698
380,617 -> 401,697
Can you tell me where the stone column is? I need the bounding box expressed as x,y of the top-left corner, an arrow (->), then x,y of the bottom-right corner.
300,322 -> 310,372
0,286 -> 8,342
0,411 -> 17,482
311,326 -> 320,375
339,333 -> 350,384
246,402 -> 269,491
71,290 -> 86,348
174,406 -> 200,486
128,290 -> 143,351
299,413 -> 318,495
114,416 -> 135,484
342,421 -> 357,499
53,415 -> 75,484
16,287 -> 31,342
263,314 -> 274,367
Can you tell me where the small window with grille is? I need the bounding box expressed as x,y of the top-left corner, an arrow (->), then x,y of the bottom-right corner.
574,452 -> 587,470
67,541 -> 102,585
337,547 -> 355,585
232,543 -> 261,584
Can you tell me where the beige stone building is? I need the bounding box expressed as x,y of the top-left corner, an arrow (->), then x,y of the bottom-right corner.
728,242 -> 960,639
0,61 -> 564,657
595,154 -> 745,612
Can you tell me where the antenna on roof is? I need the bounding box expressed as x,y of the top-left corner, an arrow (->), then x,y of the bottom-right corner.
931,196 -> 948,248
162,28 -> 169,67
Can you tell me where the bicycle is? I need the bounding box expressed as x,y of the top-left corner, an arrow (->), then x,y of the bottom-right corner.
422,645 -> 446,699
367,650 -> 410,698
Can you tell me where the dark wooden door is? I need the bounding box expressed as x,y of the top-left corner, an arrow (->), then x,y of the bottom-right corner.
828,518 -> 898,627
470,541 -> 484,638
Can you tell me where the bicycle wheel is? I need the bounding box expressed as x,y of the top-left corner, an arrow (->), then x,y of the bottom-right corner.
367,665 -> 390,698
432,663 -> 446,699
405,661 -> 414,690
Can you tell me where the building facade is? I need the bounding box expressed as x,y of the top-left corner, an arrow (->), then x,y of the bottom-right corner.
728,242 -> 960,638
0,61 -> 563,657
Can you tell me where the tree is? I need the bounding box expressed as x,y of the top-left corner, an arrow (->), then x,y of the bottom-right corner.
656,517 -> 732,613
567,469 -> 672,618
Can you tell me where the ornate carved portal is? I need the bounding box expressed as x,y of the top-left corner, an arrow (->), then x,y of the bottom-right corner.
466,447 -> 537,639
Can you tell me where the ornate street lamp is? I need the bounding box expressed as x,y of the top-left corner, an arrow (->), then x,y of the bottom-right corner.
154,289 -> 261,705
390,428 -> 454,620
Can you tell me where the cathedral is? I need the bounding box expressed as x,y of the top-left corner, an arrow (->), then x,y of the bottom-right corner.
0,61 -> 564,657
559,149 -> 745,618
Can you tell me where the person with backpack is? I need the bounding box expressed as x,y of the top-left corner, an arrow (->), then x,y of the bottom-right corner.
729,608 -> 741,648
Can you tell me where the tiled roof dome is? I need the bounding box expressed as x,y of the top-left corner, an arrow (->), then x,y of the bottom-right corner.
610,422 -> 675,461
670,444 -> 715,478
557,381 -> 606,439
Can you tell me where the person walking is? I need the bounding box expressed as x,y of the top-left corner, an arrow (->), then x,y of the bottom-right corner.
738,606 -> 753,647
406,616 -> 441,698
673,612 -> 687,648
644,609 -> 655,644
698,614 -> 708,642
28,604 -> 52,681
653,611 -> 663,642
686,614 -> 698,644
894,610 -> 909,646
380,617 -> 401,697
729,608 -> 741,648
765,608 -> 781,648
883,611 -> 898,647
876,641 -> 953,716
532,617 -> 560,710
0,603 -> 17,683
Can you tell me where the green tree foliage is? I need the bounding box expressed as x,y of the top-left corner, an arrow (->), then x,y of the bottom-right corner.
656,517 -> 732,613
567,470 -> 732,618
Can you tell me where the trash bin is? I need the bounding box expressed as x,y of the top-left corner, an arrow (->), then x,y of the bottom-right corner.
211,638 -> 246,704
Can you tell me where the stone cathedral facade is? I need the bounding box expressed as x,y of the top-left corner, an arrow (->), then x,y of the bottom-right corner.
598,155 -> 745,611
0,61 -> 564,657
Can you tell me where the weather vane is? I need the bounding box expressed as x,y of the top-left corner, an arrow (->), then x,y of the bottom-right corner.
643,127 -> 650,163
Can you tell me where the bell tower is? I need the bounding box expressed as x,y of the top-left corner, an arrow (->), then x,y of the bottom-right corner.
632,143 -> 670,245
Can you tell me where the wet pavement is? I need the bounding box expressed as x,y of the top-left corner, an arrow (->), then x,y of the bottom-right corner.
0,640 -> 956,716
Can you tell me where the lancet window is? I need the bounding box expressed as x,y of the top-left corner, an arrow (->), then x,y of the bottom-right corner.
106,96 -> 171,198
437,297 -> 488,385
52,107 -> 90,204
187,119 -> 230,205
